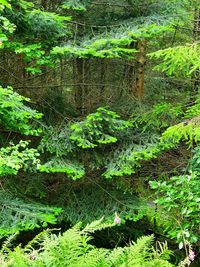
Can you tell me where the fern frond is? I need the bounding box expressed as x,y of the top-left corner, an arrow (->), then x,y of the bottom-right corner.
126,235 -> 154,265
82,217 -> 114,234
143,259 -> 174,267
77,248 -> 110,267
106,247 -> 125,266
0,225 -> 175,267
0,233 -> 19,253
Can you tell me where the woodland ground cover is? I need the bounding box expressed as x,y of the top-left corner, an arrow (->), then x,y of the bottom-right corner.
0,0 -> 200,266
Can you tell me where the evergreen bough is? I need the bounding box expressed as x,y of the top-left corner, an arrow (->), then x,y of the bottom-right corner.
0,86 -> 62,235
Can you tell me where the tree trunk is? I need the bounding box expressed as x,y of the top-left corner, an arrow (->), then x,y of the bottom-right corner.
99,59 -> 106,102
74,58 -> 88,116
127,42 -> 136,95
134,40 -> 146,99
192,8 -> 200,94
127,62 -> 135,95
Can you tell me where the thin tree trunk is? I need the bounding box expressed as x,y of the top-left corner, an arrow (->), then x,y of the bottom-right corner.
82,59 -> 89,113
127,42 -> 136,95
100,59 -> 106,102
193,8 -> 200,93
127,62 -> 135,95
75,58 -> 88,116
134,40 -> 146,99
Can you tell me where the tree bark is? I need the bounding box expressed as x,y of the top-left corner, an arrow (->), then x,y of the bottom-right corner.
74,58 -> 88,116
99,59 -> 106,102
134,40 -> 146,99
126,42 -> 136,95
193,8 -> 200,94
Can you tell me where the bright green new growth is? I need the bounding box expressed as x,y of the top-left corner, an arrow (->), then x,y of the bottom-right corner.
0,141 -> 40,176
70,107 -> 131,148
0,86 -> 42,176
52,24 -> 173,60
39,107 -> 131,179
39,100 -> 200,180
149,44 -> 200,77
0,0 -> 13,48
0,86 -> 42,135
39,157 -> 85,180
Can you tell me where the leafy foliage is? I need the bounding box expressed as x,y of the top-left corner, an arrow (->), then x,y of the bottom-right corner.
0,1 -> 200,266
4,42 -> 54,74
0,141 -> 40,176
52,24 -> 174,59
103,142 -> 161,179
0,85 -> 42,176
62,0 -> 89,11
25,10 -> 71,41
0,0 -> 11,10
150,172 -> 200,245
0,0 -> 14,48
52,38 -> 138,59
39,101 -> 200,180
190,145 -> 200,171
150,140 -> 200,247
0,1 -> 72,73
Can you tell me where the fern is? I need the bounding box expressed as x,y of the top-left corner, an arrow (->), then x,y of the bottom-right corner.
0,221 -> 175,267
108,235 -> 174,267
124,235 -> 155,266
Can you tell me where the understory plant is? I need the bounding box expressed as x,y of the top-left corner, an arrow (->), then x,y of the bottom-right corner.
150,172 -> 200,247
0,219 -> 175,267
150,143 -> 200,248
